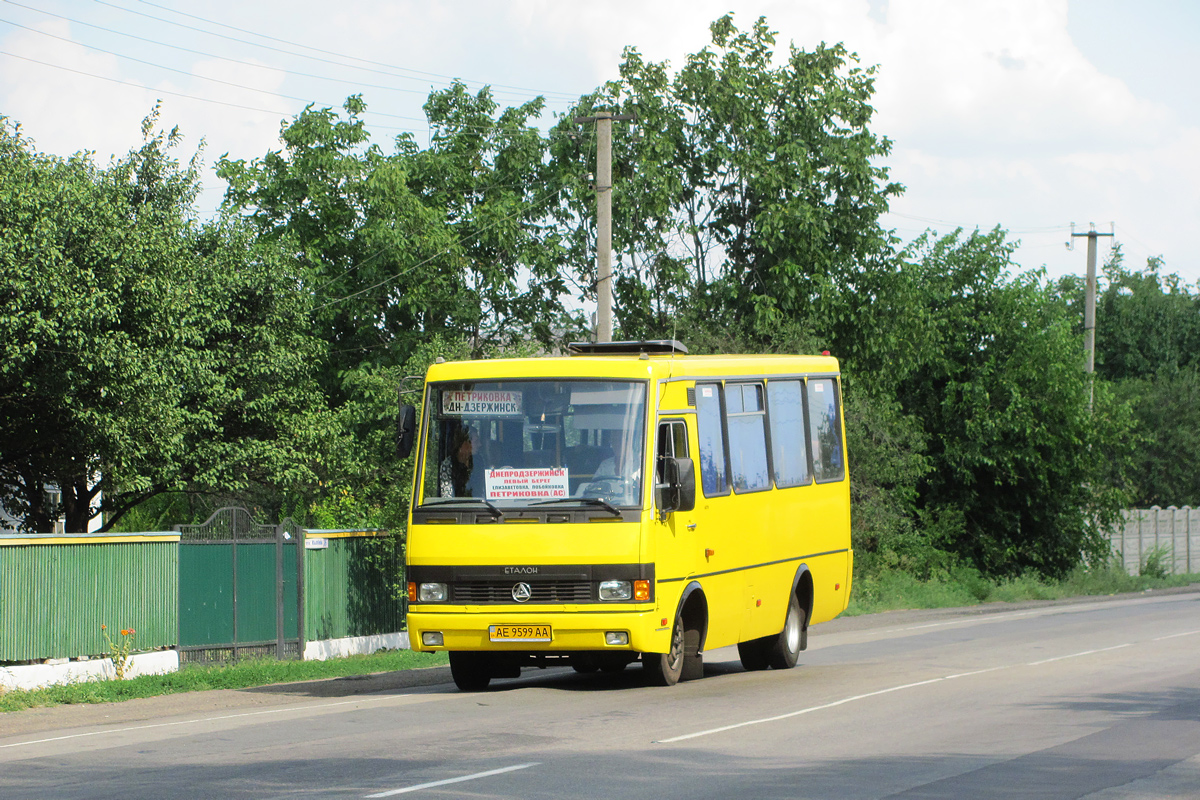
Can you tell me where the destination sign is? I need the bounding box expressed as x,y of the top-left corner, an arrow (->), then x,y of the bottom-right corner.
442,390 -> 523,416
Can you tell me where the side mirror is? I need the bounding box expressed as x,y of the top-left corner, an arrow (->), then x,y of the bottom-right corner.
397,404 -> 417,460
655,456 -> 696,518
674,457 -> 696,513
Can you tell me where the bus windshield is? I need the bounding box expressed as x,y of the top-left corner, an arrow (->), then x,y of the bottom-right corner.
419,379 -> 648,509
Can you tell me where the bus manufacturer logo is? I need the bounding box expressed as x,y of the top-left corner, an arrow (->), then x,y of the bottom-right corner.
512,582 -> 532,602
505,566 -> 539,574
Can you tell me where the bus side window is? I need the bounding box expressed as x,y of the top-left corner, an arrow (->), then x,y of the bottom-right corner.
726,382 -> 770,493
695,383 -> 729,496
766,379 -> 811,487
807,378 -> 845,482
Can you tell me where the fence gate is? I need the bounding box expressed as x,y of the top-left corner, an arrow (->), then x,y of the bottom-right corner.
175,507 -> 304,663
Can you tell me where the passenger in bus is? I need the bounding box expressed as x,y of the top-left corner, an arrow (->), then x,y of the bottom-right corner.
440,425 -> 482,497
583,444 -> 641,501
594,448 -> 637,481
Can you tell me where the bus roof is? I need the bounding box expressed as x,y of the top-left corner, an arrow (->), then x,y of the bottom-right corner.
424,348 -> 840,383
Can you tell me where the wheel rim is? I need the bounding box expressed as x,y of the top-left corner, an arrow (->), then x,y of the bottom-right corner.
667,620 -> 684,671
784,603 -> 801,653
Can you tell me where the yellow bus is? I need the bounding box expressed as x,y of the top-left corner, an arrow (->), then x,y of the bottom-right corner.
401,340 -> 851,690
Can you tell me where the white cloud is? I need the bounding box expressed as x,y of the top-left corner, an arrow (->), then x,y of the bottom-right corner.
1,19 -> 157,160
1,0 -> 1194,281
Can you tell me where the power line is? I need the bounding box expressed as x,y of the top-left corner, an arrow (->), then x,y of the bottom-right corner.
86,0 -> 578,102
0,48 -> 574,139
0,17 -> 431,124
313,183 -> 570,313
882,211 -> 1073,235
5,1 -> 434,99
132,0 -> 580,100
0,48 -> 295,118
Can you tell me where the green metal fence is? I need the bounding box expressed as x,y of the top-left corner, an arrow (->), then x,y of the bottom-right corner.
302,530 -> 405,642
175,508 -> 301,663
2,522 -> 405,665
177,541 -> 299,648
0,532 -> 179,662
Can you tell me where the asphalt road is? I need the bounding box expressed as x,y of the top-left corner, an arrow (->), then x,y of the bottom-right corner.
3,590 -> 1199,799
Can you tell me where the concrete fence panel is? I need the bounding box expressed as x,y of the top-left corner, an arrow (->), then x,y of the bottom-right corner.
1108,507 -> 1198,577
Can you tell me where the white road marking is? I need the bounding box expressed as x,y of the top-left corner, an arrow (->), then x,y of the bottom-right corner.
364,763 -> 539,797
1153,629 -> 1200,641
657,634 -> 1187,744
655,677 -> 949,743
886,610 -> 1043,633
1026,643 -> 1133,666
0,694 -> 412,750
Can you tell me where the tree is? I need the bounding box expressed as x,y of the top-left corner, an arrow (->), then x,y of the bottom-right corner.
0,112 -> 321,532
895,229 -> 1133,578
1057,247 -> 1200,506
550,14 -> 902,343
219,92 -> 583,374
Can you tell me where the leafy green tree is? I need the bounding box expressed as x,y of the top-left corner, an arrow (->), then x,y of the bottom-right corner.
550,14 -> 902,342
0,112 -> 321,532
1093,247 -> 1200,381
896,229 -> 1134,578
406,83 -> 583,350
1110,370 -> 1200,507
220,92 -> 583,371
1055,247 -> 1200,507
218,96 -> 461,385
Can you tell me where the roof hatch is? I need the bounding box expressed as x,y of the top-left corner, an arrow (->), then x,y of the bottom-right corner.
566,340 -> 689,356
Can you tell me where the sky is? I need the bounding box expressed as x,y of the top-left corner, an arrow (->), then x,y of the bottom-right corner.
1,0 -> 1196,285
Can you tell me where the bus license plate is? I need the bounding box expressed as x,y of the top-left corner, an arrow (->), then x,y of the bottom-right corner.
489,624 -> 552,642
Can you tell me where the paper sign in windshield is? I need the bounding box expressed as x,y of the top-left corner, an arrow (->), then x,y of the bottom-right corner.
442,390 -> 523,416
485,467 -> 569,500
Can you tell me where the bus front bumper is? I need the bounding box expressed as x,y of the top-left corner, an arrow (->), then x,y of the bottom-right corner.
407,607 -> 669,654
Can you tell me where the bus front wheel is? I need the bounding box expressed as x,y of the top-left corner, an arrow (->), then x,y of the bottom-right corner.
449,652 -> 492,691
643,614 -> 685,686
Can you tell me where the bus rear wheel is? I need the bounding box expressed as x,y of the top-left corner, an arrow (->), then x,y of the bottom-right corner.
643,614 -> 685,686
449,652 -> 492,691
767,594 -> 804,670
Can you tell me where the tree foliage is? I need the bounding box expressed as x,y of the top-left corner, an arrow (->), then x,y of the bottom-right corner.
0,112 -> 321,532
891,230 -> 1134,577
2,14 -> 1184,587
550,14 -> 901,342
1056,247 -> 1200,507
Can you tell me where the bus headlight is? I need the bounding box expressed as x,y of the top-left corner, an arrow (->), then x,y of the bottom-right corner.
421,631 -> 444,647
599,580 -> 632,601
419,582 -> 448,602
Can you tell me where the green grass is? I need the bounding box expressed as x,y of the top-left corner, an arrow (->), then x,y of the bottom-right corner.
846,563 -> 1200,616
0,649 -> 448,713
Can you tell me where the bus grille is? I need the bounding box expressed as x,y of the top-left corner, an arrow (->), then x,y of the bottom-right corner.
452,581 -> 594,603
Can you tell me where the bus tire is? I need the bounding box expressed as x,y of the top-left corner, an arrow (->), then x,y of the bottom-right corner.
737,638 -> 770,671
449,652 -> 492,691
767,593 -> 804,670
643,613 -> 685,686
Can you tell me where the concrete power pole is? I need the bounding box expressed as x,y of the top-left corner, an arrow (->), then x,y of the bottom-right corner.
575,111 -> 634,343
1070,222 -> 1115,409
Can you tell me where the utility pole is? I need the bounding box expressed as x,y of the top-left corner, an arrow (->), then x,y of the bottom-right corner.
1070,222 -> 1115,410
575,111 -> 635,343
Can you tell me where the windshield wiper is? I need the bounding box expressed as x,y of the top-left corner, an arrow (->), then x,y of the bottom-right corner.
418,497 -> 504,519
532,497 -> 622,517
